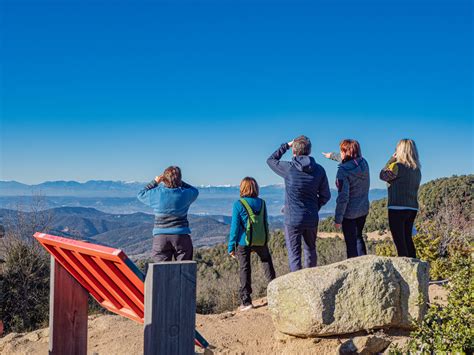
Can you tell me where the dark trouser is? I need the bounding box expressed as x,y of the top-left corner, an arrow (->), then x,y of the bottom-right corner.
284,225 -> 317,272
236,245 -> 276,306
388,209 -> 418,258
152,234 -> 193,262
342,215 -> 368,258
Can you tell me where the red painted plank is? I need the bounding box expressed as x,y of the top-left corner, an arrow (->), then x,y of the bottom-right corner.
34,232 -> 144,323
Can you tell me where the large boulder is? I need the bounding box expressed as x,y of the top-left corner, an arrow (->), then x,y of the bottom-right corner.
267,255 -> 429,337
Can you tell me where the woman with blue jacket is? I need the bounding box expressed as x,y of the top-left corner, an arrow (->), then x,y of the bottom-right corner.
323,139 -> 370,258
137,166 -> 199,262
228,177 -> 276,311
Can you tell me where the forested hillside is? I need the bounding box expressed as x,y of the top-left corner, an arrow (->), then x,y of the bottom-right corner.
320,174 -> 472,233
0,207 -> 232,256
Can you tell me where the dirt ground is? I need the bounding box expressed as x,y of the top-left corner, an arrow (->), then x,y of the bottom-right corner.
0,285 -> 447,355
317,231 -> 391,241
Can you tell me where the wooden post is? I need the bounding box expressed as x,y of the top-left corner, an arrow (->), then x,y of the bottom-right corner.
144,261 -> 197,355
49,258 -> 88,355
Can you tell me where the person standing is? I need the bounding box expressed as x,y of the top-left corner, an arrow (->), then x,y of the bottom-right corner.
322,139 -> 370,258
228,177 -> 276,311
379,139 -> 421,258
137,166 -> 199,262
267,135 -> 331,272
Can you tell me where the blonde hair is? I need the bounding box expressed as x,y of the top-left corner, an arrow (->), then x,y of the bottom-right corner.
395,139 -> 421,169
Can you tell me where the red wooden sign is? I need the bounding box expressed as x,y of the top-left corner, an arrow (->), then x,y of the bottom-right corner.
34,232 -> 208,348
34,232 -> 145,323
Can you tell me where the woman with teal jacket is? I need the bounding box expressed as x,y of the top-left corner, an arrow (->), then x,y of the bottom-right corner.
228,177 -> 276,311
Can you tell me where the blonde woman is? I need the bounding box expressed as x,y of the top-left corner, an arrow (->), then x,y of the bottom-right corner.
380,139 -> 421,258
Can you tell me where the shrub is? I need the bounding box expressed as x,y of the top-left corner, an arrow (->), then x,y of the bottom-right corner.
318,216 -> 337,232
413,201 -> 472,280
374,240 -> 397,257
0,239 -> 50,333
364,198 -> 389,232
407,254 -> 473,353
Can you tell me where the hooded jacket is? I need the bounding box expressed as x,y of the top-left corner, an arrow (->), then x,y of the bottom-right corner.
334,157 -> 370,224
267,143 -> 331,227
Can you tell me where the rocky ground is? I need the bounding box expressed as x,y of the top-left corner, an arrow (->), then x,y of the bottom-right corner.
316,231 -> 392,241
0,285 -> 447,355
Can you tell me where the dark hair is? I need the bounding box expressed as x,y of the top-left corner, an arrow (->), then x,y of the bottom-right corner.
292,135 -> 312,156
240,177 -> 259,198
340,139 -> 362,161
162,166 -> 182,188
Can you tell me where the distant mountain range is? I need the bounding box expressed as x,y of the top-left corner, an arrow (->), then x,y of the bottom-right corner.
0,180 -> 282,197
0,206 -> 284,258
0,180 -> 156,197
0,180 -> 387,216
0,181 -> 387,257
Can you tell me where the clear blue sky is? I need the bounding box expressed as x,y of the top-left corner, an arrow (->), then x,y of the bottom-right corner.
1,0 -> 472,188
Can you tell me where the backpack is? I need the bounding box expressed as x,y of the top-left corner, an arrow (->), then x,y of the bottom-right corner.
239,199 -> 269,246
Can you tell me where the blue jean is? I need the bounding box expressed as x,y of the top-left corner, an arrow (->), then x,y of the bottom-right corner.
341,215 -> 367,258
284,225 -> 317,272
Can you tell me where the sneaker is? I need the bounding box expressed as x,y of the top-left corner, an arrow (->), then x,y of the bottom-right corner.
239,304 -> 254,312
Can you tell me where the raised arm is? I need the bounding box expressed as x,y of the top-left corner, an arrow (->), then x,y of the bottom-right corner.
181,181 -> 199,203
267,143 -> 291,178
379,156 -> 399,183
137,179 -> 161,206
322,152 -> 342,163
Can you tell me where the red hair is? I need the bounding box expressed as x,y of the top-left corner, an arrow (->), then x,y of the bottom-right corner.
340,139 -> 362,160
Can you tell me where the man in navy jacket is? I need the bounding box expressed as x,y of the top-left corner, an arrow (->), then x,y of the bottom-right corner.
267,136 -> 331,271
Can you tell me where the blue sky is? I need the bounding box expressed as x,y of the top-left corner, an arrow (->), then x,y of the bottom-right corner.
1,0 -> 472,188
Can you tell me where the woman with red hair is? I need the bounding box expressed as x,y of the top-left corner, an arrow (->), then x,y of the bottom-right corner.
323,139 -> 370,258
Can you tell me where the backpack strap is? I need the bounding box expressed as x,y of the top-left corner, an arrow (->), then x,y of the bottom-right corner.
239,198 -> 254,245
239,198 -> 256,222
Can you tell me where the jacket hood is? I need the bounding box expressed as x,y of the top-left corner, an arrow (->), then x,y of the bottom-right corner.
292,155 -> 316,173
339,157 -> 369,179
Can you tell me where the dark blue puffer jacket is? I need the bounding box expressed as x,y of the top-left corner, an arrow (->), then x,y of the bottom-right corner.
267,143 -> 331,227
334,157 -> 370,224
